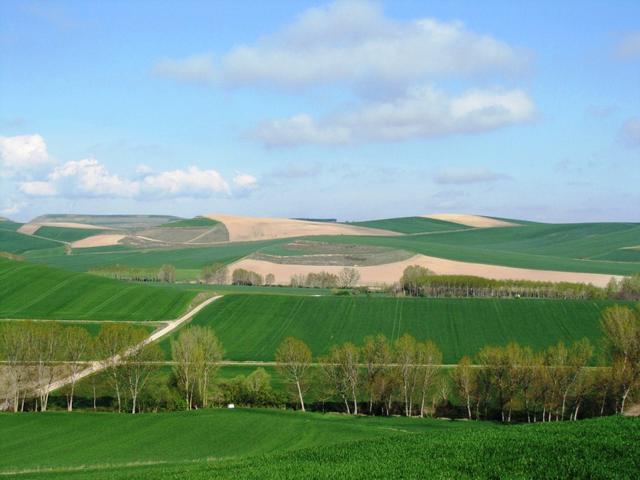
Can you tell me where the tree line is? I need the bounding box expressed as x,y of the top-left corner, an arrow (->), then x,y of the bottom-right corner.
90,264 -> 176,283
2,305 -> 638,419
275,304 -> 640,420
398,265 -> 640,301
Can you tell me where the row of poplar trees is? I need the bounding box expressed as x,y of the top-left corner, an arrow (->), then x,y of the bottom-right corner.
275,305 -> 640,420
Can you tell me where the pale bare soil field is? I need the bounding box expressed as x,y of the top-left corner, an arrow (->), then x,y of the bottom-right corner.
18,222 -> 113,235
204,214 -> 400,242
228,254 -> 620,287
421,214 -> 518,228
71,234 -> 127,248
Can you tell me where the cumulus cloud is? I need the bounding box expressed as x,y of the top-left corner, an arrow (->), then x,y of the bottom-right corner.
253,87 -> 534,146
0,134 -> 53,175
615,32 -> 640,60
19,158 -> 137,197
434,167 -> 509,185
621,117 -> 640,146
18,159 -> 232,199
142,166 -> 230,197
153,54 -> 216,86
233,172 -> 258,190
155,0 -> 527,90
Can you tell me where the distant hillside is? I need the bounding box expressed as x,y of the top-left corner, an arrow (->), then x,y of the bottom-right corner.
30,214 -> 182,230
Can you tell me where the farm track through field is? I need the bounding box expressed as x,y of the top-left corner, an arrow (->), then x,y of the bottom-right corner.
0,295 -> 223,408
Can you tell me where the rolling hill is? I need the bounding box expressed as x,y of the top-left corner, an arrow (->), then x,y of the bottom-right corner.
0,257 -> 195,320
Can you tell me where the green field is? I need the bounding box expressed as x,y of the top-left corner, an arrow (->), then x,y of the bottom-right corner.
0,229 -> 62,254
26,239 -> 286,273
158,217 -> 220,228
311,221 -> 640,275
16,220 -> 638,278
0,258 -> 195,321
160,294 -> 617,362
350,216 -> 469,234
0,410 -> 635,479
35,226 -> 106,243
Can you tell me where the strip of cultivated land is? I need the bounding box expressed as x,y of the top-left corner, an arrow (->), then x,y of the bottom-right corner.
158,294 -> 621,363
0,411 -> 635,479
0,258 -> 196,321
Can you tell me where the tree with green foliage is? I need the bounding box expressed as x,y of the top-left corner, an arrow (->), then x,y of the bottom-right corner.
96,324 -> 140,412
394,334 -> 418,416
275,337 -> 312,412
232,268 -> 263,286
159,264 -> 176,283
416,340 -> 442,417
600,305 -> 640,413
171,326 -> 224,410
451,356 -> 477,419
328,342 -> 361,415
63,326 -> 92,412
122,337 -> 164,414
362,334 -> 392,414
201,263 -> 228,284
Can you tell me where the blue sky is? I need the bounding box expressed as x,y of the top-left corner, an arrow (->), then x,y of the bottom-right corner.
1,0 -> 638,222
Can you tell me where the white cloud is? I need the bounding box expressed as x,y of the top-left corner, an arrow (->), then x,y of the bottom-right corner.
616,32 -> 640,60
621,117 -> 640,146
142,166 -> 230,197
254,114 -> 351,147
19,180 -> 58,196
233,172 -> 258,190
153,54 -> 216,86
156,1 -> 527,90
0,199 -> 27,216
0,134 -> 53,175
434,167 -> 509,185
135,164 -> 153,174
18,159 -> 230,199
253,87 -> 534,146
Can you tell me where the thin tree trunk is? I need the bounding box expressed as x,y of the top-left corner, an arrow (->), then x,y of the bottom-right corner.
296,380 -> 305,412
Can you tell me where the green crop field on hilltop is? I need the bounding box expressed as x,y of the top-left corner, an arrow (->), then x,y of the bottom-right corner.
160,294 -> 619,362
0,229 -> 63,254
0,411 -> 635,480
25,238 -> 288,273
349,216 -> 469,234
34,226 -> 106,243
158,217 -> 221,228
0,258 -> 195,321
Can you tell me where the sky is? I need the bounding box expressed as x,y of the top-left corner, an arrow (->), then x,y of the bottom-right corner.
0,0 -> 639,223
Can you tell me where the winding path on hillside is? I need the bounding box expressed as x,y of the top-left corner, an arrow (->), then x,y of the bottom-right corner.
42,295 -> 223,396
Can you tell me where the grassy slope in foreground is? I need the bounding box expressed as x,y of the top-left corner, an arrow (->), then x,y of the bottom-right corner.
315,221 -> 640,275
0,258 -> 195,320
4,413 -> 636,480
0,409 -> 482,474
161,294 -> 617,363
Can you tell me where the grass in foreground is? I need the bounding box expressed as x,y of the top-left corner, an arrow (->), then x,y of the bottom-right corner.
160,294 -> 617,362
0,411 -> 635,479
0,258 -> 195,321
0,409 -> 477,475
